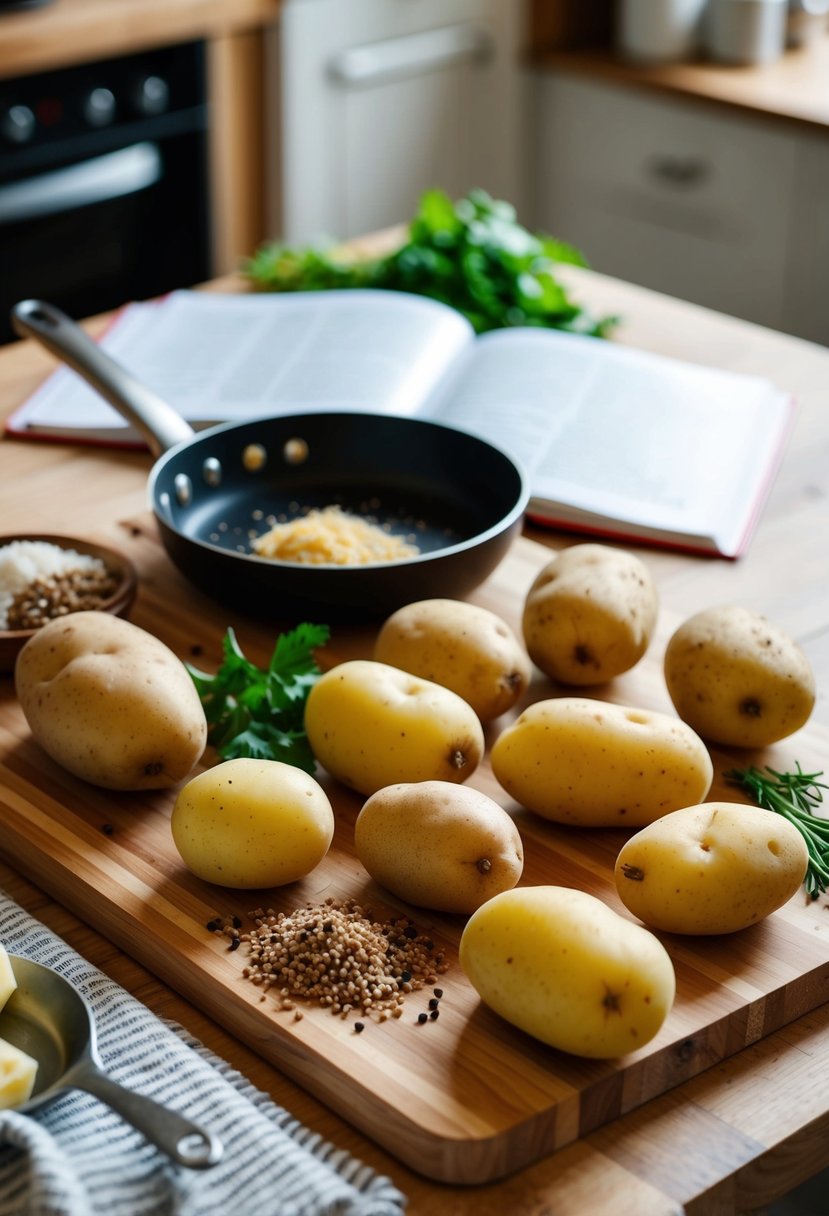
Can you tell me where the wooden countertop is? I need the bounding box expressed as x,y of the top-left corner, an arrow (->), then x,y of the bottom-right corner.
1,269 -> 829,1212
0,0 -> 280,78
535,36 -> 829,133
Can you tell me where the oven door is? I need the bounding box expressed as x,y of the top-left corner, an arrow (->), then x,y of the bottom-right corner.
0,129 -> 210,345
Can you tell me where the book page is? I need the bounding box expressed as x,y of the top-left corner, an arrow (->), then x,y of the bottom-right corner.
14,289 -> 473,435
424,328 -> 790,544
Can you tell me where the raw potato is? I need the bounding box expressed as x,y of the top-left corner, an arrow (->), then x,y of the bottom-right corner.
354,781 -> 524,913
304,659 -> 484,796
664,606 -> 816,748
15,611 -> 206,790
373,598 -> 531,721
615,801 -> 809,935
459,886 -> 675,1058
522,544 -> 658,685
171,757 -> 334,888
490,697 -> 713,827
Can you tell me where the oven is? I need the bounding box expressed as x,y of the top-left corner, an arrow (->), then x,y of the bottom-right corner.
0,41 -> 211,345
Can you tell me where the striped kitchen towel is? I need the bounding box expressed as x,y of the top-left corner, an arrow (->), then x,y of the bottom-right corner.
0,892 -> 407,1216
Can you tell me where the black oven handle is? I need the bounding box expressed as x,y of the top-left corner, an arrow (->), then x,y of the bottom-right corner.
0,142 -> 162,226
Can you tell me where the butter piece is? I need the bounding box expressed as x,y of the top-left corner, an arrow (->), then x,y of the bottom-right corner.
0,1038 -> 37,1109
0,944 -> 16,1011
0,945 -> 38,1108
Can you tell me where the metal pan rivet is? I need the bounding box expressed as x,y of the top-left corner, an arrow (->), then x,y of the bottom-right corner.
242,444 -> 267,472
174,473 -> 193,506
202,457 -> 222,487
283,437 -> 309,465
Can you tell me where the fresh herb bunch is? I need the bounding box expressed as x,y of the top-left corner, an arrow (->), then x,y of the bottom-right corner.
187,624 -> 330,771
246,188 -> 616,337
726,764 -> 829,899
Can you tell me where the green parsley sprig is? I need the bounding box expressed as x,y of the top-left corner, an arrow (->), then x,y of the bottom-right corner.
726,764 -> 829,899
246,187 -> 617,338
186,624 -> 330,772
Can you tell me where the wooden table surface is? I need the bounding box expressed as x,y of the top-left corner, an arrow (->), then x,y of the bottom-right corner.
1,268 -> 828,1214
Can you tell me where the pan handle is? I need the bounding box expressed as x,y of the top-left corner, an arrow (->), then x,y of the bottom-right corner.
67,1055 -> 224,1169
11,298 -> 195,457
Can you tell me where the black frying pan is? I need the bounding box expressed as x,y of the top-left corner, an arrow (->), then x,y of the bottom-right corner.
12,300 -> 528,622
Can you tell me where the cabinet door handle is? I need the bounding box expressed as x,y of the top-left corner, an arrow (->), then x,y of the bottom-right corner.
645,154 -> 711,188
328,23 -> 493,89
0,142 -> 162,226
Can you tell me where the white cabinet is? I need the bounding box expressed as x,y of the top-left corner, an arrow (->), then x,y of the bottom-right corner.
269,0 -> 527,244
786,128 -> 829,346
533,71 -> 829,344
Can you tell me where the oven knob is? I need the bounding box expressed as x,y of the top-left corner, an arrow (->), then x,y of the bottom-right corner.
133,75 -> 170,117
0,103 -> 36,145
82,87 -> 116,128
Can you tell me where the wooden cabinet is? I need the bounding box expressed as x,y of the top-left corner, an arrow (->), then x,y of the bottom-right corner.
533,66 -> 829,345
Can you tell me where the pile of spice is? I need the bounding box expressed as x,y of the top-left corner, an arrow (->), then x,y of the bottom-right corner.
211,896 -> 448,1023
0,540 -> 120,631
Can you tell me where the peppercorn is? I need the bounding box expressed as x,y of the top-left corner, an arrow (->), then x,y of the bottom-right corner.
233,897 -> 447,1023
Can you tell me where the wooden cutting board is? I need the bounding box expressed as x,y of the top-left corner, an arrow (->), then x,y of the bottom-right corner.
1,517 -> 827,1185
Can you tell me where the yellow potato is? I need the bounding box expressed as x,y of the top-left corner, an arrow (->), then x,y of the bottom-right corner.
459,885 -> 675,1058
304,659 -> 484,796
490,697 -> 713,827
15,610 -> 206,790
615,801 -> 808,935
522,544 -> 659,685
664,606 -> 815,748
171,757 -> 334,888
373,598 -> 531,722
354,780 -> 524,913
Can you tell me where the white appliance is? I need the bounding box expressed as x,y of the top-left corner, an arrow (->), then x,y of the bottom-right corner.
267,0 -> 527,244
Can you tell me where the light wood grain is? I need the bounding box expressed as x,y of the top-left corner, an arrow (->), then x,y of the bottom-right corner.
1,267 -> 829,1209
1,521 -> 827,1184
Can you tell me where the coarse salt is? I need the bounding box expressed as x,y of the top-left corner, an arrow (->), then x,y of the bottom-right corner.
0,541 -> 106,629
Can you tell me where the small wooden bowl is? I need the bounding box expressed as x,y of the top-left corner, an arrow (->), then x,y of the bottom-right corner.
0,534 -> 138,675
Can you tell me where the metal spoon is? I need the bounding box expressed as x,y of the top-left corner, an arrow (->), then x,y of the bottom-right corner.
0,955 -> 223,1169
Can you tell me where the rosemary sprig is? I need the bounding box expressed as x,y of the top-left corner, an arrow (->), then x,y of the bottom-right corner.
726,764 -> 829,900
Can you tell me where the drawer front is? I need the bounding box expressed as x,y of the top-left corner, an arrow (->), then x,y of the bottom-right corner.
535,72 -> 797,329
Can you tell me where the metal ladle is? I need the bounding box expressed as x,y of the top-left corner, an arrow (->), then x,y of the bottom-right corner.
0,955 -> 223,1168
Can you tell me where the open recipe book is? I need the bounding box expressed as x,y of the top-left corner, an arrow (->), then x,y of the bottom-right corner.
6,288 -> 794,558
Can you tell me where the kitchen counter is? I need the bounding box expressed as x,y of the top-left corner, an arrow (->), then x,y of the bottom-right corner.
533,34 -> 829,133
6,0 -> 827,134
0,0 -> 280,78
1,266 -> 828,1213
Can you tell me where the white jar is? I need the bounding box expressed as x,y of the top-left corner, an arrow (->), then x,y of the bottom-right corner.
616,0 -> 709,63
705,0 -> 789,63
